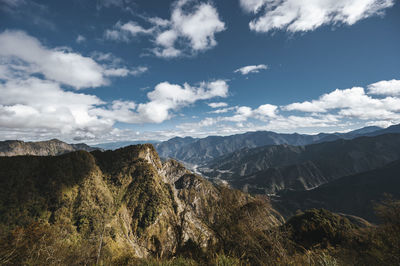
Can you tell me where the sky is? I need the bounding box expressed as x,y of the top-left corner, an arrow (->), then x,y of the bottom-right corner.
0,0 -> 400,143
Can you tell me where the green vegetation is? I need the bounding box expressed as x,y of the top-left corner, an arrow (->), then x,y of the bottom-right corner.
0,145 -> 399,265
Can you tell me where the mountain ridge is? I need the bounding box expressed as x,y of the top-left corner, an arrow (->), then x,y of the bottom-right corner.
273,159 -> 400,222
154,125 -> 391,164
199,133 -> 400,194
0,139 -> 100,157
0,144 -> 282,261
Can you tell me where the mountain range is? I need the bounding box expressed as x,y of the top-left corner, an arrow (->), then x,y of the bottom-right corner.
199,133 -> 400,194
0,139 -> 99,157
273,159 -> 400,222
155,124 -> 400,164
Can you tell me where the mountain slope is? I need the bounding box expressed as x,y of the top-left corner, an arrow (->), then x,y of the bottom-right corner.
155,126 -> 384,164
0,144 -> 282,263
200,134 -> 400,194
273,159 -> 400,222
0,139 -> 99,156
368,123 -> 400,136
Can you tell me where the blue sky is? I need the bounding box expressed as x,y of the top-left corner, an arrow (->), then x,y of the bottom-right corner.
0,0 -> 399,143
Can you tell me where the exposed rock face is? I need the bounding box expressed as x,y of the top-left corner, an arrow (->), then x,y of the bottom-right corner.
0,144 -> 282,259
0,139 -> 99,156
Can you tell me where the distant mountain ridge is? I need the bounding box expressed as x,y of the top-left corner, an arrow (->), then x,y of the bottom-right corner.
273,159 -> 400,222
199,133 -> 400,194
0,139 -> 99,156
93,140 -> 160,150
154,125 -> 394,164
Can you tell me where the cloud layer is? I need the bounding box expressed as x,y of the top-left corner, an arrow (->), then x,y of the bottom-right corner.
240,0 -> 395,33
180,78 -> 400,138
0,30 -> 228,141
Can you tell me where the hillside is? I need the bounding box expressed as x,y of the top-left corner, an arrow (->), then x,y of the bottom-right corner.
273,159 -> 400,222
0,144 -> 399,265
199,134 -> 400,194
0,144 -> 282,264
0,139 -> 99,157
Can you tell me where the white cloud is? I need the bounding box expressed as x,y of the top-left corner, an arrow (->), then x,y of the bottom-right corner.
264,114 -> 341,131
90,80 -> 229,125
1,31 -> 215,142
0,77 -> 112,137
169,0 -> 226,51
136,80 -> 229,123
91,51 -> 123,64
105,0 -> 226,58
365,120 -> 397,128
226,104 -> 278,122
240,0 -> 395,33
196,103 -> 278,126
234,64 -> 268,75
284,85 -> 400,121
208,102 -> 228,108
130,66 -> 149,76
105,21 -> 154,42
0,30 -> 146,90
103,66 -> 148,77
176,78 -> 400,138
76,35 -> 86,43
285,87 -> 368,113
209,107 -> 236,114
368,79 -> 400,96
0,30 -> 106,89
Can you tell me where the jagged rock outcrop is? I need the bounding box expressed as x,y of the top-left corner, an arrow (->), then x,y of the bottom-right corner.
0,139 -> 99,157
0,144 -> 282,260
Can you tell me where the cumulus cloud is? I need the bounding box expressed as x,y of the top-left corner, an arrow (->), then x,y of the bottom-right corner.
136,80 -> 229,123
234,64 -> 268,75
105,0 -> 226,58
284,83 -> 400,121
208,102 -> 228,108
177,78 -> 400,137
368,79 -> 400,96
226,104 -> 278,122
240,0 -> 395,33
0,30 -> 145,89
0,30 -> 149,91
0,30 -> 202,142
0,77 -> 111,138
